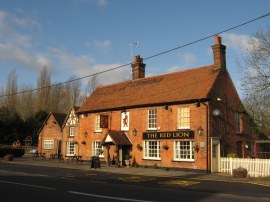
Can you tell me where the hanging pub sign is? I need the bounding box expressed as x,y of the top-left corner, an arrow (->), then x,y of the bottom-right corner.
121,112 -> 129,131
143,130 -> 194,140
100,115 -> 108,128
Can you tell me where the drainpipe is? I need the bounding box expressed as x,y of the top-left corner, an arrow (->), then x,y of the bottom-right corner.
201,100 -> 210,173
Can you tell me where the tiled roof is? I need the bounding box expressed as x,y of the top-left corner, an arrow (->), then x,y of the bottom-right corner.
52,112 -> 67,127
102,130 -> 132,146
77,65 -> 220,113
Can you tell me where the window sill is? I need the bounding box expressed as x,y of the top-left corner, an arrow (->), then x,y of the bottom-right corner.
94,131 -> 102,133
68,136 -> 75,138
142,158 -> 161,161
172,160 -> 194,163
146,129 -> 158,131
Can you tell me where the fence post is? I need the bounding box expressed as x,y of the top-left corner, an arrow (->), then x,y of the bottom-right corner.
229,157 -> 233,175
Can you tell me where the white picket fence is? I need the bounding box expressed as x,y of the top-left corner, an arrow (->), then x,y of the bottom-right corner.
220,157 -> 270,177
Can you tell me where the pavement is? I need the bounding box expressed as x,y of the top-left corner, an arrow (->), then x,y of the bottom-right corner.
2,154 -> 270,186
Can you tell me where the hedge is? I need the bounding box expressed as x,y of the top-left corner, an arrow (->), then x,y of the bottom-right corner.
0,148 -> 25,157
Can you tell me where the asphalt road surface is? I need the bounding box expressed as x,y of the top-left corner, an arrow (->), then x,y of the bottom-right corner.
0,163 -> 269,202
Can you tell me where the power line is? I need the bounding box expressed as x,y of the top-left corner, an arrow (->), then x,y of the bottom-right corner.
0,12 -> 269,98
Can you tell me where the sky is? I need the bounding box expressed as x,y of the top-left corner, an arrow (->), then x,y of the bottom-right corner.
0,0 -> 269,97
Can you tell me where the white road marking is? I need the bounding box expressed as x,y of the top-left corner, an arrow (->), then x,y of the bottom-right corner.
68,191 -> 157,202
0,180 -> 56,190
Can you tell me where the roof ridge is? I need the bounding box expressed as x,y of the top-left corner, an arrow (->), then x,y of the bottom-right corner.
95,64 -> 214,90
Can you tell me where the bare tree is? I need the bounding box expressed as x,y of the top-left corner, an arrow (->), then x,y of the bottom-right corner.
86,74 -> 100,95
240,27 -> 270,137
49,83 -> 64,112
4,70 -> 18,117
62,75 -> 83,111
241,27 -> 270,95
17,85 -> 34,121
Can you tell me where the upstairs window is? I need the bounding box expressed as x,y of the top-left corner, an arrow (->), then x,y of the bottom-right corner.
148,109 -> 157,130
178,107 -> 190,129
95,114 -> 102,132
235,112 -> 242,133
69,126 -> 75,137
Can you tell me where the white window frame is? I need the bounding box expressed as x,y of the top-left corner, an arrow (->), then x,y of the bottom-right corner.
178,106 -> 190,129
174,141 -> 194,162
66,142 -> 76,156
92,141 -> 104,157
143,140 -> 161,160
95,114 -> 102,132
44,140 -> 54,150
147,109 -> 157,130
69,126 -> 75,137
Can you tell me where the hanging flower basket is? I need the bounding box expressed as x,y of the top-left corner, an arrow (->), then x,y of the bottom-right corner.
81,140 -> 86,145
137,144 -> 143,151
162,145 -> 169,150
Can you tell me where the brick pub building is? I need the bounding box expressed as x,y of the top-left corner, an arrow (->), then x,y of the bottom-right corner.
38,36 -> 256,172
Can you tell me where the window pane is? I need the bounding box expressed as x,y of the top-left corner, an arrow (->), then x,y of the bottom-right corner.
95,115 -> 101,132
144,140 -> 160,159
69,127 -> 74,136
148,109 -> 157,129
92,141 -> 104,157
174,141 -> 194,161
66,142 -> 75,156
44,140 -> 53,149
179,107 -> 190,128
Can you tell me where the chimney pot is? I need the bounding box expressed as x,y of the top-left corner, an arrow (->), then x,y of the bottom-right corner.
214,35 -> 222,44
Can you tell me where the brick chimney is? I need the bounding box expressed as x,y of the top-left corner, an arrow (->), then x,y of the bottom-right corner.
132,55 -> 145,80
211,35 -> 226,69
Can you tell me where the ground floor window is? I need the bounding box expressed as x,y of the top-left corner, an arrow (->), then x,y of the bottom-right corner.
66,142 -> 76,156
143,140 -> 161,160
92,141 -> 104,157
44,140 -> 54,150
174,141 -> 194,161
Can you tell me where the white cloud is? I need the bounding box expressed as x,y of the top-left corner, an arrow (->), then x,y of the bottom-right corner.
222,32 -> 255,53
0,10 -> 47,70
167,53 -> 197,72
97,0 -> 108,7
49,48 -> 129,86
87,39 -> 112,53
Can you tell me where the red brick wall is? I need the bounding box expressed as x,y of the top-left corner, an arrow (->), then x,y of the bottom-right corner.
209,68 -> 256,158
78,104 -> 208,170
62,123 -> 80,158
38,115 -> 62,158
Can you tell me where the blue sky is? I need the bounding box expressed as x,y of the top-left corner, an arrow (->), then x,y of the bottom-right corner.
0,0 -> 270,97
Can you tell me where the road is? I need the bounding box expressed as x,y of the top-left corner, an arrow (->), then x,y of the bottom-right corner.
0,163 -> 269,202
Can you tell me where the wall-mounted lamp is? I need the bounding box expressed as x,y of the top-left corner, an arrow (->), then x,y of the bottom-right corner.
163,105 -> 169,110
217,97 -> 222,102
194,143 -> 199,152
84,131 -> 88,138
197,126 -> 203,135
133,128 -> 137,136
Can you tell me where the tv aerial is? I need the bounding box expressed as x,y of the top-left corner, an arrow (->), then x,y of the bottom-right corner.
129,40 -> 140,60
